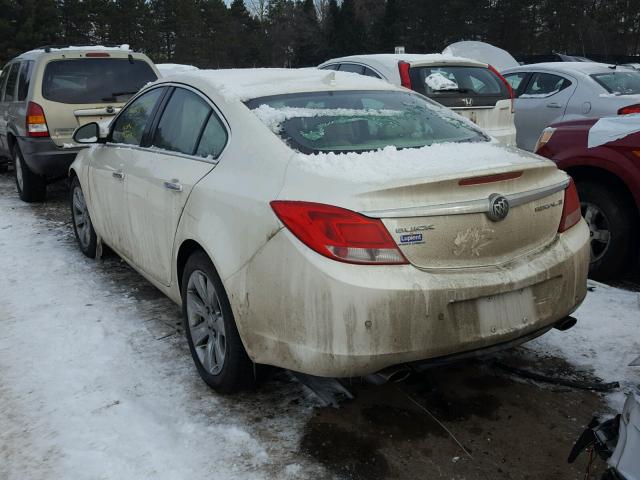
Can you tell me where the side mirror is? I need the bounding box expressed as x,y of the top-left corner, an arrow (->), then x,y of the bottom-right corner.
73,122 -> 104,144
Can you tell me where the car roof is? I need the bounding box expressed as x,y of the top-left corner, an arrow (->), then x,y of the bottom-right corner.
318,53 -> 487,81
157,68 -> 403,102
503,61 -> 623,76
14,45 -> 136,61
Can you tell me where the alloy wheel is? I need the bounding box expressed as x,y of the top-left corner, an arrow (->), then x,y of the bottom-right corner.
186,270 -> 227,375
581,201 -> 611,263
72,186 -> 92,250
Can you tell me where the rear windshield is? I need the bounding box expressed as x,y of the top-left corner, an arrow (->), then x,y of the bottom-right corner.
591,71 -> 640,95
42,58 -> 158,104
246,90 -> 488,154
409,66 -> 508,108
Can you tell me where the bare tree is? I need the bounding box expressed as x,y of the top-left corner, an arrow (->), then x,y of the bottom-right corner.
247,0 -> 269,22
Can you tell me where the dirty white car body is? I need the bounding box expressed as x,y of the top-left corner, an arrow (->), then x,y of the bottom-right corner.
69,68 -> 589,390
318,54 -> 517,146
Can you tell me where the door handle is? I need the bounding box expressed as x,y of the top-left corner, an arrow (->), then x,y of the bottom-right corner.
164,180 -> 183,192
112,170 -> 125,180
546,102 -> 563,108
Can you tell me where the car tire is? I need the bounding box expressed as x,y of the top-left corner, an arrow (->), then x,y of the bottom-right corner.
181,250 -> 255,393
577,181 -> 633,280
13,145 -> 46,202
70,176 -> 98,258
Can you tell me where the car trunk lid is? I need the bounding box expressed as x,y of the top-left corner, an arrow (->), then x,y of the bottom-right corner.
281,143 -> 568,270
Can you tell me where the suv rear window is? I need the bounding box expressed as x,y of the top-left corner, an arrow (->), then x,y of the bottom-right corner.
592,71 -> 640,95
246,90 -> 487,154
42,58 -> 157,104
409,66 -> 509,108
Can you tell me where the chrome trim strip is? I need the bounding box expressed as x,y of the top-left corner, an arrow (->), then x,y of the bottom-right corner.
361,179 -> 570,219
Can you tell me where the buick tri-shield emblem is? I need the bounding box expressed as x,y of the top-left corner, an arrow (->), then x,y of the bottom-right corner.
487,194 -> 510,222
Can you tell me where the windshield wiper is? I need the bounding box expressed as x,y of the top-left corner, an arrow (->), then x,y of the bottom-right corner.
433,88 -> 470,93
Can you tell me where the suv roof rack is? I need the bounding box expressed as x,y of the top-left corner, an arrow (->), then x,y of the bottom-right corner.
34,44 -> 132,53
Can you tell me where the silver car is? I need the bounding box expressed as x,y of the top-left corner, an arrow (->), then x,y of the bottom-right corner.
502,62 -> 640,151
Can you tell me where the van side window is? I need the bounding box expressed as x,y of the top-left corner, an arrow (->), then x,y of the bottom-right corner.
17,61 -> 34,101
3,62 -> 20,102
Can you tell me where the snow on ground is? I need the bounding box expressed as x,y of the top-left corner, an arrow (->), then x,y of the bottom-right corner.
531,280 -> 640,410
0,193 -> 321,480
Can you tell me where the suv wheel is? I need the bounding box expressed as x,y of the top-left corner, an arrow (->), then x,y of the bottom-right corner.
181,250 -> 255,393
577,181 -> 633,280
13,145 -> 46,202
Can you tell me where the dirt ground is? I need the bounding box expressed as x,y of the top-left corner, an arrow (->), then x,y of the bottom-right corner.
1,169 -> 630,480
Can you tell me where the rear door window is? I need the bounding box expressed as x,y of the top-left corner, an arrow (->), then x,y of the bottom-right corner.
363,67 -> 381,78
111,88 -> 164,146
152,88 -> 211,155
42,58 -> 157,104
195,113 -> 228,159
521,73 -> 571,97
504,72 -> 529,97
338,63 -> 365,74
17,60 -> 34,101
3,62 -> 20,102
409,65 -> 509,108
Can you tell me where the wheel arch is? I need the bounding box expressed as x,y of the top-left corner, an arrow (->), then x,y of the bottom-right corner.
566,165 -> 638,222
176,239 -> 207,292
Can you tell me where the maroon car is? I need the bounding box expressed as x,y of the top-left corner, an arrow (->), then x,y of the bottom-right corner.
535,119 -> 640,279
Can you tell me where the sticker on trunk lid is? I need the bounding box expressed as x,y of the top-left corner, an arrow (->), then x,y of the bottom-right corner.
400,233 -> 424,245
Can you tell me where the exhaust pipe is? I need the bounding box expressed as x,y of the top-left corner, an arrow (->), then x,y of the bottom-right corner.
364,365 -> 412,386
554,316 -> 577,331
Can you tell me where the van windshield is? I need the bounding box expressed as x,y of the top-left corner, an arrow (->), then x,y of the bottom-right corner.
42,58 -> 157,104
246,90 -> 488,154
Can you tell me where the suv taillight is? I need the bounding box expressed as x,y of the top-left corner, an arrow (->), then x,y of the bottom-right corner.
26,101 -> 49,137
488,64 -> 515,113
558,179 -> 582,233
270,201 -> 408,265
618,104 -> 640,115
398,61 -> 412,89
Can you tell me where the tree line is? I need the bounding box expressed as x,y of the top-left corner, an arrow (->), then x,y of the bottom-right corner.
1,0 -> 639,66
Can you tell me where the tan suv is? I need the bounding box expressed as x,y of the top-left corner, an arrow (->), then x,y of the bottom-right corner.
0,45 -> 159,201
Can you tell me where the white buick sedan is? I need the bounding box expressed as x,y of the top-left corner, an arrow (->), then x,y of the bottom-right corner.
69,69 -> 589,392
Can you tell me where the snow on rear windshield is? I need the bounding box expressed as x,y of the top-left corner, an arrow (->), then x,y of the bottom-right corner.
246,90 -> 488,154
592,71 -> 640,95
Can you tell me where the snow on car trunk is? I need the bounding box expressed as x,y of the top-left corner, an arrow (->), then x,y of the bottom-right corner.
284,141 -> 568,269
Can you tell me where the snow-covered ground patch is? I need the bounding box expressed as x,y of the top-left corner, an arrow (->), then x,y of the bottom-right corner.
531,280 -> 640,410
0,191 -> 320,480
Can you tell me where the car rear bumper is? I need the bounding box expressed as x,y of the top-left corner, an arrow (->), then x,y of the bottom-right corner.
16,136 -> 83,177
227,219 -> 590,377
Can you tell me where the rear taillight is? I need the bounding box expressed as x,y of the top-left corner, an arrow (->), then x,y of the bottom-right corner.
618,104 -> 640,115
26,101 -> 49,137
398,61 -> 412,89
85,52 -> 111,57
270,201 -> 408,265
558,179 -> 581,233
534,127 -> 556,153
488,64 -> 514,113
